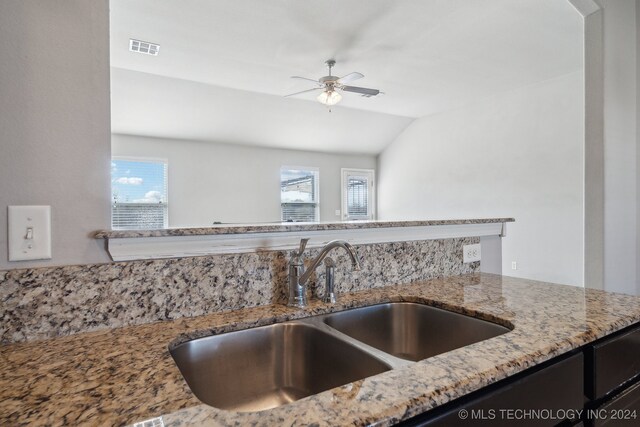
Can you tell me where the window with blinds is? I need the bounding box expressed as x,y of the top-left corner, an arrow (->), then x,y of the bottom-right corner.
342,169 -> 375,220
111,158 -> 168,229
281,167 -> 319,222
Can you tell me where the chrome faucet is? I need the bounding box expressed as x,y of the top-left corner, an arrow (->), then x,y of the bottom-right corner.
287,239 -> 362,307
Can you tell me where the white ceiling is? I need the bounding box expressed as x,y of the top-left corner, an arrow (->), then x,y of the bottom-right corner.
111,67 -> 413,154
110,0 -> 582,153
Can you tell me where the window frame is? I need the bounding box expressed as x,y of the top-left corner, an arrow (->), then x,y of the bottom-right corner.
280,165 -> 320,223
341,168 -> 376,221
111,156 -> 169,229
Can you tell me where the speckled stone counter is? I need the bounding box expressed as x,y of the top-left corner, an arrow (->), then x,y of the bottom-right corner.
94,218 -> 515,238
1,273 -> 639,426
1,237 -> 478,343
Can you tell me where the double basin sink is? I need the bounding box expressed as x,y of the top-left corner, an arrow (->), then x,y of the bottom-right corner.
170,302 -> 510,412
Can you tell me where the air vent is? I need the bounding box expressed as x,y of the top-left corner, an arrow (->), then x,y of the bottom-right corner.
129,39 -> 160,56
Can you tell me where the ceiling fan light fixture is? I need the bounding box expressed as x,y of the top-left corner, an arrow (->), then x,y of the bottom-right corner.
286,60 -> 379,108
317,90 -> 342,106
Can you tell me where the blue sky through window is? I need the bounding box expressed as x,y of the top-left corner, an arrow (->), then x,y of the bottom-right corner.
280,168 -> 317,203
111,159 -> 167,204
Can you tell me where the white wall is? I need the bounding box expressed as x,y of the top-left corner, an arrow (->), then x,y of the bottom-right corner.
112,134 -> 376,226
0,0 -> 111,270
637,0 -> 640,297
598,0 -> 638,296
580,2 -> 605,290
378,71 -> 584,286
3,0 -> 640,295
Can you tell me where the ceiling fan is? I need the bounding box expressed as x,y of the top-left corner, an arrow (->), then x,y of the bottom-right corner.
285,59 -> 382,107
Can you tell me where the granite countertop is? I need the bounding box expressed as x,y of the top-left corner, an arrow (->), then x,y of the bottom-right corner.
1,273 -> 639,426
94,218 -> 515,239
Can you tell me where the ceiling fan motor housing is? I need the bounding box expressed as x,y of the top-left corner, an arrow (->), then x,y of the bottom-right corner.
319,76 -> 339,84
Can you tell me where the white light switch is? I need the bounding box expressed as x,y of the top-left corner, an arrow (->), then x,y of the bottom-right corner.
8,206 -> 52,261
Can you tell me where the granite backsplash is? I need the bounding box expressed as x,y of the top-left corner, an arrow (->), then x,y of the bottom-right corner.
0,237 -> 479,344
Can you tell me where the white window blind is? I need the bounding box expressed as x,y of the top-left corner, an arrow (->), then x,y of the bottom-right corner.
342,169 -> 375,220
111,158 -> 168,229
281,167 -> 319,222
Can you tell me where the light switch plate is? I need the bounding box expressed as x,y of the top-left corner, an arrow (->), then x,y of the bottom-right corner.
8,206 -> 52,261
463,243 -> 481,263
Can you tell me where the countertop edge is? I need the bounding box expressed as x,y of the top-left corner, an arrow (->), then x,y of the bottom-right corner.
94,218 -> 516,239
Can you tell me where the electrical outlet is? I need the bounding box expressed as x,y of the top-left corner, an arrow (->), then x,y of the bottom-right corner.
463,244 -> 481,263
335,209 -> 341,217
511,261 -> 517,270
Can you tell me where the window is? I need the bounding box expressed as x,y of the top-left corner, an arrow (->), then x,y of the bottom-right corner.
342,168 -> 375,220
280,167 -> 319,222
111,158 -> 168,229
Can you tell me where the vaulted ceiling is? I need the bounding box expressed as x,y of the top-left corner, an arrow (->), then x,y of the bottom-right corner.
110,0 -> 583,154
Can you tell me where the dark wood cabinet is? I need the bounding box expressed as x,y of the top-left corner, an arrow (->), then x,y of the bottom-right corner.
400,352 -> 583,426
588,380 -> 640,426
584,323 -> 640,427
585,326 -> 640,400
400,323 -> 640,427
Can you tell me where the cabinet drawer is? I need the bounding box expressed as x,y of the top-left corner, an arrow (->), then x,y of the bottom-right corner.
591,380 -> 640,426
586,325 -> 640,400
402,352 -> 584,426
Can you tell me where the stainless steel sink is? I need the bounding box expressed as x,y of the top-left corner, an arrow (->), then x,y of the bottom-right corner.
170,322 -> 392,412
323,302 -> 510,362
170,302 -> 511,412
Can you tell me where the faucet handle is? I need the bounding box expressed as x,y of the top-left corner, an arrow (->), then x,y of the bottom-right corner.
298,238 -> 310,255
290,238 -> 310,265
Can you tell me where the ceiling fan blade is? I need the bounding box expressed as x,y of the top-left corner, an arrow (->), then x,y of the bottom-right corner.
342,85 -> 380,97
284,87 -> 323,97
337,72 -> 364,84
291,76 -> 321,85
